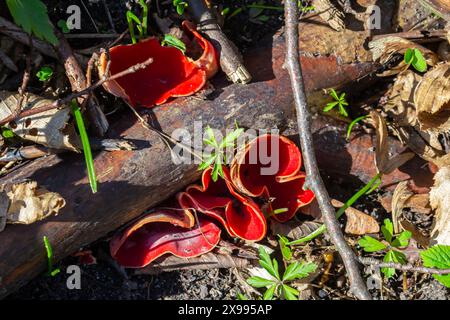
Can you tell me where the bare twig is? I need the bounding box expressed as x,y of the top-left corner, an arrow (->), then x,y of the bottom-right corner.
283,0 -> 371,300
0,58 -> 153,126
359,257 -> 450,275
14,36 -> 33,119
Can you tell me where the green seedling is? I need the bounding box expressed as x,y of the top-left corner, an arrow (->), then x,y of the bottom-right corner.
36,66 -> 53,82
126,0 -> 148,44
173,0 -> 188,15
57,19 -> 70,33
43,236 -> 60,277
358,219 -> 411,279
246,246 -> 317,300
199,124 -> 243,182
323,89 -> 349,117
404,48 -> 427,73
161,34 -> 186,54
346,115 -> 368,140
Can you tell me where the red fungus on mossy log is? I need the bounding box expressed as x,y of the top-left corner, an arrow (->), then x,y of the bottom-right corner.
98,21 -> 218,108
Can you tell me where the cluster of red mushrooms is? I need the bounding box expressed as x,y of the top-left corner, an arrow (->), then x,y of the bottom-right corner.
100,21 -> 315,268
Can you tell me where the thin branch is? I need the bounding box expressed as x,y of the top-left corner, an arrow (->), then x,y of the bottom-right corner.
359,257 -> 450,275
0,57 -> 153,126
13,35 -> 33,119
283,0 -> 372,300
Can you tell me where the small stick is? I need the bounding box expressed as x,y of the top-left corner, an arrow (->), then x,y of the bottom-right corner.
0,58 -> 153,126
13,35 -> 33,120
0,139 -> 136,162
102,0 -> 117,33
284,0 -> 371,300
359,257 -> 450,275
187,0 -> 252,84
372,30 -> 448,41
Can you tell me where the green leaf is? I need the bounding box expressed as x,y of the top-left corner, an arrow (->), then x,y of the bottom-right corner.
71,101 -> 97,193
161,34 -> 186,54
278,235 -> 292,261
282,284 -> 299,300
382,249 -> 407,279
36,66 -> 53,82
1,127 -> 15,139
420,245 -> 450,288
358,236 -> 387,253
6,0 -> 58,45
381,219 -> 394,243
263,284 -> 277,300
57,19 -> 69,33
391,230 -> 412,248
204,126 -> 218,147
247,276 -> 275,288
346,115 -> 368,140
404,48 -> 414,65
198,155 -> 216,171
381,250 -> 396,279
339,92 -> 346,101
329,88 -> 339,101
219,128 -> 244,149
282,261 -> 317,281
339,104 -> 349,117
323,101 -> 339,112
412,48 -> 427,72
258,246 -> 280,280
236,292 -> 248,300
43,236 -> 60,276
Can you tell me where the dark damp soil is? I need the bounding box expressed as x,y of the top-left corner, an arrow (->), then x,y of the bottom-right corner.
3,0 -> 449,301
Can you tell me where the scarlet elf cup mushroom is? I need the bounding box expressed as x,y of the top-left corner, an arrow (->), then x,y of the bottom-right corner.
98,21 -> 218,108
110,135 -> 315,268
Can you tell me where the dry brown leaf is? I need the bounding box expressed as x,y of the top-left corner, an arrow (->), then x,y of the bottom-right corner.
1,181 -> 66,228
384,70 -> 421,127
395,126 -> 446,165
414,62 -> 450,132
391,181 -> 413,234
331,199 -> 380,235
270,219 -> 322,240
400,220 -> 430,248
404,194 -> 431,214
369,36 -> 439,77
371,111 -> 415,174
430,166 -> 450,245
313,0 -> 346,32
0,91 -> 80,151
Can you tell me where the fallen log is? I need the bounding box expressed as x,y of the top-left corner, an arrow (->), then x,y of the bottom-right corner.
0,19 -> 432,298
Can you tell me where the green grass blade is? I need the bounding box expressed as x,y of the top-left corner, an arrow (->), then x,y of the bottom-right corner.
287,173 -> 382,245
346,115 -> 368,140
71,100 -> 98,193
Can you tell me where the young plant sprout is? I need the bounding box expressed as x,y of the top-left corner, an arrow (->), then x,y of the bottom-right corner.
404,48 -> 427,73
323,88 -> 349,117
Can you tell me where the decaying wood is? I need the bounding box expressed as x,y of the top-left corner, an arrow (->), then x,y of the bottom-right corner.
0,21 -> 430,298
